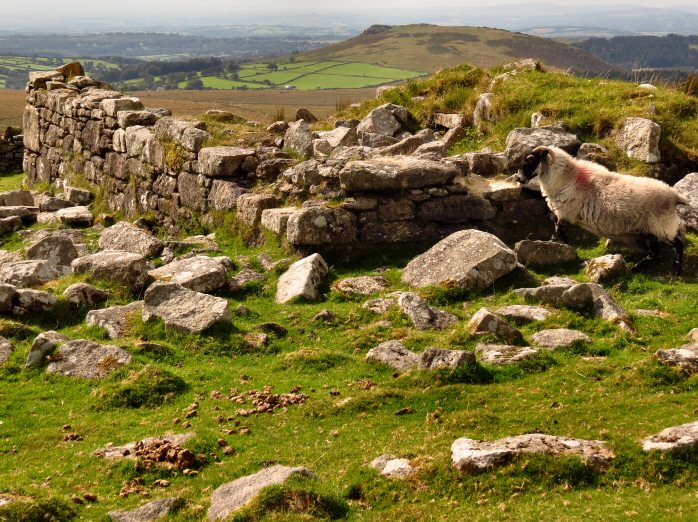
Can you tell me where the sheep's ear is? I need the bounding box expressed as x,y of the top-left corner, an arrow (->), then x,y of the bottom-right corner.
531,146 -> 551,158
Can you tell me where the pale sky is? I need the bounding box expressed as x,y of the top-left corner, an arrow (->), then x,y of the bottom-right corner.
11,1 -> 688,17
4,1 -> 695,32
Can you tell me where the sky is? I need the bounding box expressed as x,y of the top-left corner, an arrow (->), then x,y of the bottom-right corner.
4,1 -> 696,32
11,0 -> 689,17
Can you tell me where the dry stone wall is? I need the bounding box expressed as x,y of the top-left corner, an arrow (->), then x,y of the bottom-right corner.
23,64 -> 555,253
0,127 -> 23,173
22,67 -> 258,231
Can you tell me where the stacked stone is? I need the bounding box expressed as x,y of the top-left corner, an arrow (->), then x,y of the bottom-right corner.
262,155 -> 551,250
22,64 -> 258,230
0,127 -> 24,173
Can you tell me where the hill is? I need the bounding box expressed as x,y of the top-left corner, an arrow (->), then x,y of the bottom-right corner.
575,34 -> 698,71
298,24 -> 624,75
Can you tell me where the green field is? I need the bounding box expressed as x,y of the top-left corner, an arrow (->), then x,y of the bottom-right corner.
184,60 -> 422,91
0,55 -> 119,72
128,60 -> 423,91
0,55 -> 423,92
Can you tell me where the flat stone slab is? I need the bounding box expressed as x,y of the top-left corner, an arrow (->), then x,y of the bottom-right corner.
402,230 -> 518,291
275,253 -> 328,304
339,157 -> 457,191
0,260 -> 66,288
514,240 -> 577,267
476,343 -> 540,365
94,433 -> 196,460
531,328 -> 592,349
208,465 -> 316,521
72,251 -> 148,292
366,340 -> 419,371
109,498 -> 185,522
46,339 -> 132,379
655,343 -> 698,375
260,207 -> 297,235
335,276 -> 391,295
642,420 -> 698,453
56,206 -> 94,226
99,222 -> 165,257
143,282 -> 231,334
495,305 -> 552,324
396,292 -> 458,330
199,146 -> 255,177
467,307 -> 522,344
86,301 -> 144,339
419,347 -> 475,370
370,454 -> 415,479
149,255 -> 229,294
452,433 -> 614,472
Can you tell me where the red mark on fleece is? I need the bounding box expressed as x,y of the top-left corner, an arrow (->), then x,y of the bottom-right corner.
575,165 -> 592,187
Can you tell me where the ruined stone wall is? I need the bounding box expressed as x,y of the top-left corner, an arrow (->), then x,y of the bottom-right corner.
0,128 -> 24,173
23,66 -> 554,252
22,69 -> 259,231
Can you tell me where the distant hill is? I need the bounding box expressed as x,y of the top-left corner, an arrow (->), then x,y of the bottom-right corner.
297,24 -> 624,76
575,34 -> 698,71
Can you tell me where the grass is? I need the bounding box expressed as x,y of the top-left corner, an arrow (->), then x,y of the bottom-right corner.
0,173 -> 26,192
336,63 -> 698,177
0,195 -> 696,519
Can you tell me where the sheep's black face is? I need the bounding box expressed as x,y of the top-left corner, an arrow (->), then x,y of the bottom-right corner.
517,149 -> 549,182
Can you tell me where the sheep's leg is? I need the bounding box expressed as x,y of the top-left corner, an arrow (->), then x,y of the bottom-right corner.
550,214 -> 568,243
632,235 -> 660,273
672,232 -> 685,276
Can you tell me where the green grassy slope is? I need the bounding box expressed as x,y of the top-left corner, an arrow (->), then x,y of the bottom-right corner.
299,24 -> 624,75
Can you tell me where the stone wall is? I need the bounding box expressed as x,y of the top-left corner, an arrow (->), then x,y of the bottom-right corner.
23,64 -> 555,253
0,127 -> 24,173
22,67 -> 260,231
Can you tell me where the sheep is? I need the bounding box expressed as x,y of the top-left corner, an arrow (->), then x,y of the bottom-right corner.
516,145 -> 689,275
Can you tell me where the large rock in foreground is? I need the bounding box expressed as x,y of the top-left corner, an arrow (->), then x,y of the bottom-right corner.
452,433 -> 614,473
72,251 -> 148,292
99,221 -> 165,257
46,339 -> 132,379
208,465 -> 316,521
143,282 -> 232,334
402,230 -> 518,290
275,254 -> 328,304
339,157 -> 457,192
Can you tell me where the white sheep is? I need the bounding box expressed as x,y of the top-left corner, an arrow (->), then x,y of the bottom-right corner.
517,145 -> 689,275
